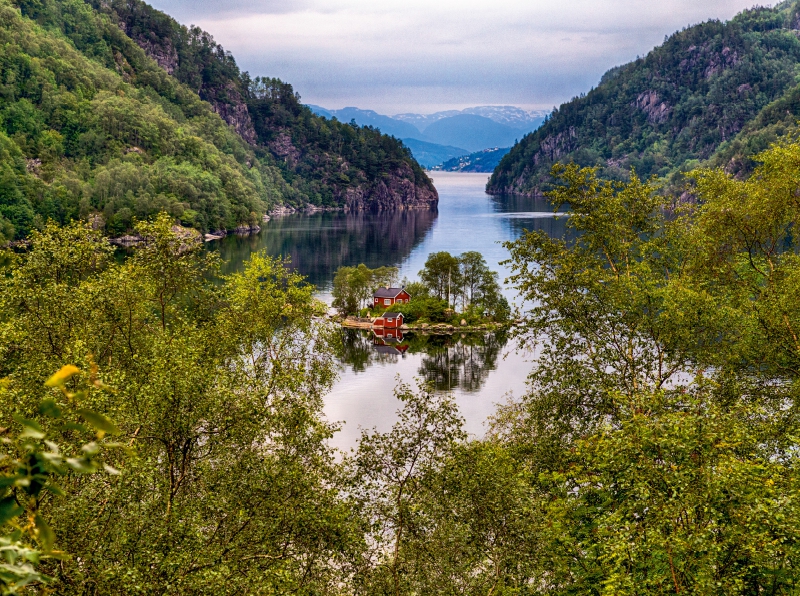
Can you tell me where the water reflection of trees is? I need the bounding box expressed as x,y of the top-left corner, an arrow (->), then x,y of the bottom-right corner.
337,329 -> 399,372
213,209 -> 437,286
336,329 -> 509,391
414,331 -> 508,393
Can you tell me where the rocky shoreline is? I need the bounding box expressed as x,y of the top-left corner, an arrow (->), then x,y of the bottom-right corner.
4,195 -> 439,249
339,316 -> 511,334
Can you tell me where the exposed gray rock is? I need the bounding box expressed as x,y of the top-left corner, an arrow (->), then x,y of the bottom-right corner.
341,163 -> 438,212
209,83 -> 258,145
633,91 -> 672,124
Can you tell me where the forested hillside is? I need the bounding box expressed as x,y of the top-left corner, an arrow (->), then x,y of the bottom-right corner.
0,0 -> 435,241
488,0 -> 800,195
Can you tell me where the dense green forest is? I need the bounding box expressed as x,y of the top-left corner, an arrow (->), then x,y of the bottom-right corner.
489,0 -> 800,195
6,137 -> 800,592
0,0 -> 435,242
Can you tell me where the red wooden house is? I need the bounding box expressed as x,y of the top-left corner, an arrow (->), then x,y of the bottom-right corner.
373,287 -> 411,308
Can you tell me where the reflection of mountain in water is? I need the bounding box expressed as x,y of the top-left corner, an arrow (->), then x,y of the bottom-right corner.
488,194 -> 573,240
212,209 -> 437,288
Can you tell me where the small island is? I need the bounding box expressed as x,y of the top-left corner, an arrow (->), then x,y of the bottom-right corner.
332,251 -> 511,334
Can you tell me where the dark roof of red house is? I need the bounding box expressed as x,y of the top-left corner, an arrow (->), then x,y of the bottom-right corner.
382,312 -> 403,320
373,287 -> 408,299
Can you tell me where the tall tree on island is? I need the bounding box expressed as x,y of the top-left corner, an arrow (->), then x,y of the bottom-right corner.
420,252 -> 461,307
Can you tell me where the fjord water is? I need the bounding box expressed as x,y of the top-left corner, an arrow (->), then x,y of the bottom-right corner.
211,172 -> 568,449
214,172 -> 567,298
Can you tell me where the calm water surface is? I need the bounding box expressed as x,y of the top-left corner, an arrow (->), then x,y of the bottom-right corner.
211,173 -> 568,450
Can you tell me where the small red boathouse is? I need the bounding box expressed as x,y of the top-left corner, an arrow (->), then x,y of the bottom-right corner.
373,311 -> 404,329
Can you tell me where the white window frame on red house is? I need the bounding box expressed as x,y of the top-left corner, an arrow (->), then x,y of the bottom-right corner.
384,299 -> 391,305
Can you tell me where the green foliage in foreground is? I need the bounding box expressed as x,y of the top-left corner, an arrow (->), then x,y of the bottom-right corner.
1,365 -> 123,594
0,214 -> 357,594
10,140 -> 800,593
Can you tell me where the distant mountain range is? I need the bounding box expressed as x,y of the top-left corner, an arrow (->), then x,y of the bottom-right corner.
400,139 -> 472,170
394,106 -> 547,131
307,105 -> 546,168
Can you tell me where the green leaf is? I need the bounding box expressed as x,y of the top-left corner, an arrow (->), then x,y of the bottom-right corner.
34,515 -> 54,551
38,400 -> 62,419
44,483 -> 65,497
12,415 -> 45,440
64,458 -> 96,474
0,497 -> 23,526
77,409 -> 120,436
81,442 -> 99,457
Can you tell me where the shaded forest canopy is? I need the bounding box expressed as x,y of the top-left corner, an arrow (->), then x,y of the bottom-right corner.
488,0 -> 800,196
0,0 -> 434,241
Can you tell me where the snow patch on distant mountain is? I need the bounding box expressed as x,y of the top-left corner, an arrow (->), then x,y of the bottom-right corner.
306,104 -> 548,168
394,106 -> 548,132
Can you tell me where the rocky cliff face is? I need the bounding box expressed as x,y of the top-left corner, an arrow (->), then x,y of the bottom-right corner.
130,31 -> 178,74
343,164 -> 438,212
208,83 -> 258,145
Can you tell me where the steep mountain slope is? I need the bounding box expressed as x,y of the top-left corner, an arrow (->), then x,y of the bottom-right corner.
488,1 -> 800,196
399,138 -> 469,168
707,78 -> 800,175
78,0 -> 436,210
0,0 -> 281,239
0,0 -> 435,241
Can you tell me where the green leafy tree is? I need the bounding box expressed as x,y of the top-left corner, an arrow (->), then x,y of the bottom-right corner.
457,251 -> 490,309
0,214 -> 358,594
536,383 -> 800,594
351,381 -> 465,596
332,263 -> 399,315
486,143 -> 800,592
419,251 -> 460,306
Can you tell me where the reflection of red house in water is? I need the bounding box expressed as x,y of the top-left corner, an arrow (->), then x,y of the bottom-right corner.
373,287 -> 411,308
373,326 -> 405,342
373,328 -> 409,355
373,311 -> 404,329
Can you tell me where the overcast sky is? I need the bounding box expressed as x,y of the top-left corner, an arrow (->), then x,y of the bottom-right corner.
148,0 -> 769,115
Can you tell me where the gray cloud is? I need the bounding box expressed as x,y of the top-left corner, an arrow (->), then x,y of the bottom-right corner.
148,0 -> 314,18
148,0 -> 767,113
